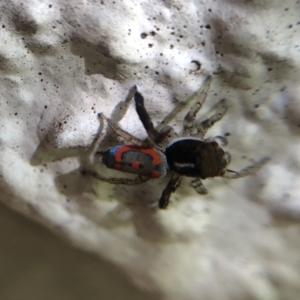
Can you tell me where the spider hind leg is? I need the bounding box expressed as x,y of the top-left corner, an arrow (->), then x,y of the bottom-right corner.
82,170 -> 150,185
98,113 -> 149,147
159,173 -> 182,209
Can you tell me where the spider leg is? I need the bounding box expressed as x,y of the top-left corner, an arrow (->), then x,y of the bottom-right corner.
98,113 -> 149,147
154,125 -> 178,148
183,76 -> 212,136
224,152 -> 231,165
204,136 -> 228,147
194,98 -> 228,138
109,86 -> 136,123
82,114 -> 151,184
159,173 -> 182,209
85,115 -> 106,164
223,157 -> 270,179
154,76 -> 212,133
190,178 -> 208,194
82,170 -> 150,185
134,87 -> 166,144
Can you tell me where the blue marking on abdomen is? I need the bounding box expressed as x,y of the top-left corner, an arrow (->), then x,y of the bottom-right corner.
109,146 -> 122,157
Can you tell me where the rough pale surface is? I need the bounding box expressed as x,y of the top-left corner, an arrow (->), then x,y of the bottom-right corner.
1,0 -> 300,299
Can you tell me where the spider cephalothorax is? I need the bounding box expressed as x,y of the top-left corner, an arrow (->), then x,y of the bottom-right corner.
165,138 -> 229,179
84,76 -> 267,209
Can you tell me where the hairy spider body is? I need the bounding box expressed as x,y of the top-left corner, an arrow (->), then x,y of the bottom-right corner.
99,145 -> 168,179
85,76 -> 268,209
165,138 -> 227,179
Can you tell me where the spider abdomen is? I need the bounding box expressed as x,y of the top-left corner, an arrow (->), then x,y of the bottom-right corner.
165,138 -> 227,179
99,146 -> 168,178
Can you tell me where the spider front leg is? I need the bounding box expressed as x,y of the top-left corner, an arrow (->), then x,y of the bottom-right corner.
204,135 -> 228,147
159,173 -> 182,209
194,98 -> 228,138
183,76 -> 212,136
223,157 -> 270,179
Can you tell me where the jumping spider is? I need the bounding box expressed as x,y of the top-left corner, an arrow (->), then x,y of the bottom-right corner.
84,76 -> 268,209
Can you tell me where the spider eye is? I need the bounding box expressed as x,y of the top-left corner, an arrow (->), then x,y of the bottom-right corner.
211,141 -> 219,147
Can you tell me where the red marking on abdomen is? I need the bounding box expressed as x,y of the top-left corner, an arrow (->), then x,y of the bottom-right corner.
115,147 -> 129,163
151,170 -> 161,178
115,146 -> 162,165
140,148 -> 161,165
114,164 -> 122,170
132,161 -> 141,170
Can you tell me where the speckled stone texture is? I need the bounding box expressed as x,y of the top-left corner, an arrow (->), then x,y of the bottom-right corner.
1,1 -> 300,299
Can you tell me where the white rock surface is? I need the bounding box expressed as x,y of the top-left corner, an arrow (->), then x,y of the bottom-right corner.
1,0 -> 300,299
